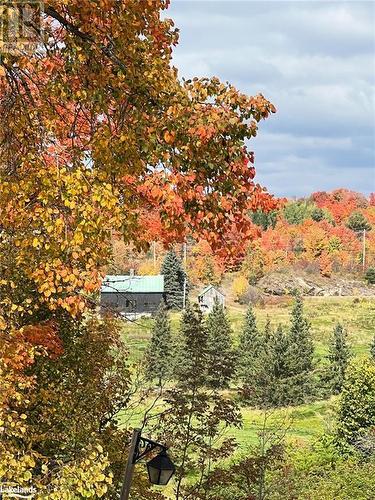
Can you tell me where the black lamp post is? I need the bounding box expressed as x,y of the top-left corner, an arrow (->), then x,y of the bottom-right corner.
120,429 -> 175,500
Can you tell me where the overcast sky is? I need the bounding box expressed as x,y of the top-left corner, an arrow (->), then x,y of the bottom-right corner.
167,0 -> 375,197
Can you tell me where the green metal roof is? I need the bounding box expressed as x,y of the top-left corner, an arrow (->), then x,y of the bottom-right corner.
101,275 -> 164,294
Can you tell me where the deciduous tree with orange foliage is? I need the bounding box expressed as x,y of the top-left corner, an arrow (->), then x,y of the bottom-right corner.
0,0 -> 277,495
243,190 -> 374,278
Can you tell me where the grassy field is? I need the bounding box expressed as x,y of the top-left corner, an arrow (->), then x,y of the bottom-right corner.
120,296 -> 374,446
234,398 -> 336,448
122,296 -> 375,361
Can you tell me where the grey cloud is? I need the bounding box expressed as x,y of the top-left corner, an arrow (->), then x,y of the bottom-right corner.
167,0 -> 375,197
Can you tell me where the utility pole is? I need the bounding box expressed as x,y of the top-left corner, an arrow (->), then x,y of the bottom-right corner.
153,241 -> 157,268
183,242 -> 187,265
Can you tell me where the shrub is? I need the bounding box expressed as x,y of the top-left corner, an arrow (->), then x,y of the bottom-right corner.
365,267 -> 375,285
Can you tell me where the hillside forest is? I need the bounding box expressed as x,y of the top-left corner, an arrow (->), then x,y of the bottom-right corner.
109,188 -> 375,292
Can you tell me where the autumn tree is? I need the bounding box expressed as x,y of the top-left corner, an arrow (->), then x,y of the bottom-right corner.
188,239 -> 224,286
0,0 -> 277,494
145,305 -> 173,386
206,300 -> 235,389
231,275 -> 250,303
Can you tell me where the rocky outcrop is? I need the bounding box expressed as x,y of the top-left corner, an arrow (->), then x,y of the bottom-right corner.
257,273 -> 375,297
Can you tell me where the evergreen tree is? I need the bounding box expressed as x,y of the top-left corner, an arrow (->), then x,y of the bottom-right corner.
206,300 -> 235,389
239,321 -> 295,407
326,323 -> 351,394
365,267 -> 375,285
282,294 -> 314,404
311,207 -> 325,222
346,211 -> 372,232
161,250 -> 187,310
288,294 -> 314,375
174,304 -> 207,387
158,303 -> 241,499
251,209 -> 277,230
256,324 -> 293,407
237,305 -> 263,384
145,305 -> 172,386
270,324 -> 291,381
238,297 -> 315,407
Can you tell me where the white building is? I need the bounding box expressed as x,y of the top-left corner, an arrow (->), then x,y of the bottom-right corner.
197,285 -> 225,313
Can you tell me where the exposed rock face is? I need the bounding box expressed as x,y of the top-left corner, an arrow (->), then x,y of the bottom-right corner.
257,273 -> 375,297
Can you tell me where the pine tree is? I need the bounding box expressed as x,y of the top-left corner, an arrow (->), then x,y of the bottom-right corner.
145,305 -> 172,386
288,294 -> 314,374
264,324 -> 293,406
326,323 -> 351,394
206,300 -> 235,389
174,304 -> 207,387
270,325 -> 291,380
237,305 -> 263,383
237,298 -> 315,407
283,294 -> 314,404
158,303 -> 241,499
161,250 -> 187,310
346,211 -> 372,232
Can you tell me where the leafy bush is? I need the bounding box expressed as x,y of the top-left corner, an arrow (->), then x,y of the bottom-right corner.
336,359 -> 375,448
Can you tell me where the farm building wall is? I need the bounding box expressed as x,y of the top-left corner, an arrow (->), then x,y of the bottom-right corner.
101,292 -> 164,314
199,287 -> 225,312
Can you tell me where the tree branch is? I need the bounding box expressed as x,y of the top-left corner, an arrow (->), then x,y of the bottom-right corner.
44,5 -> 126,71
